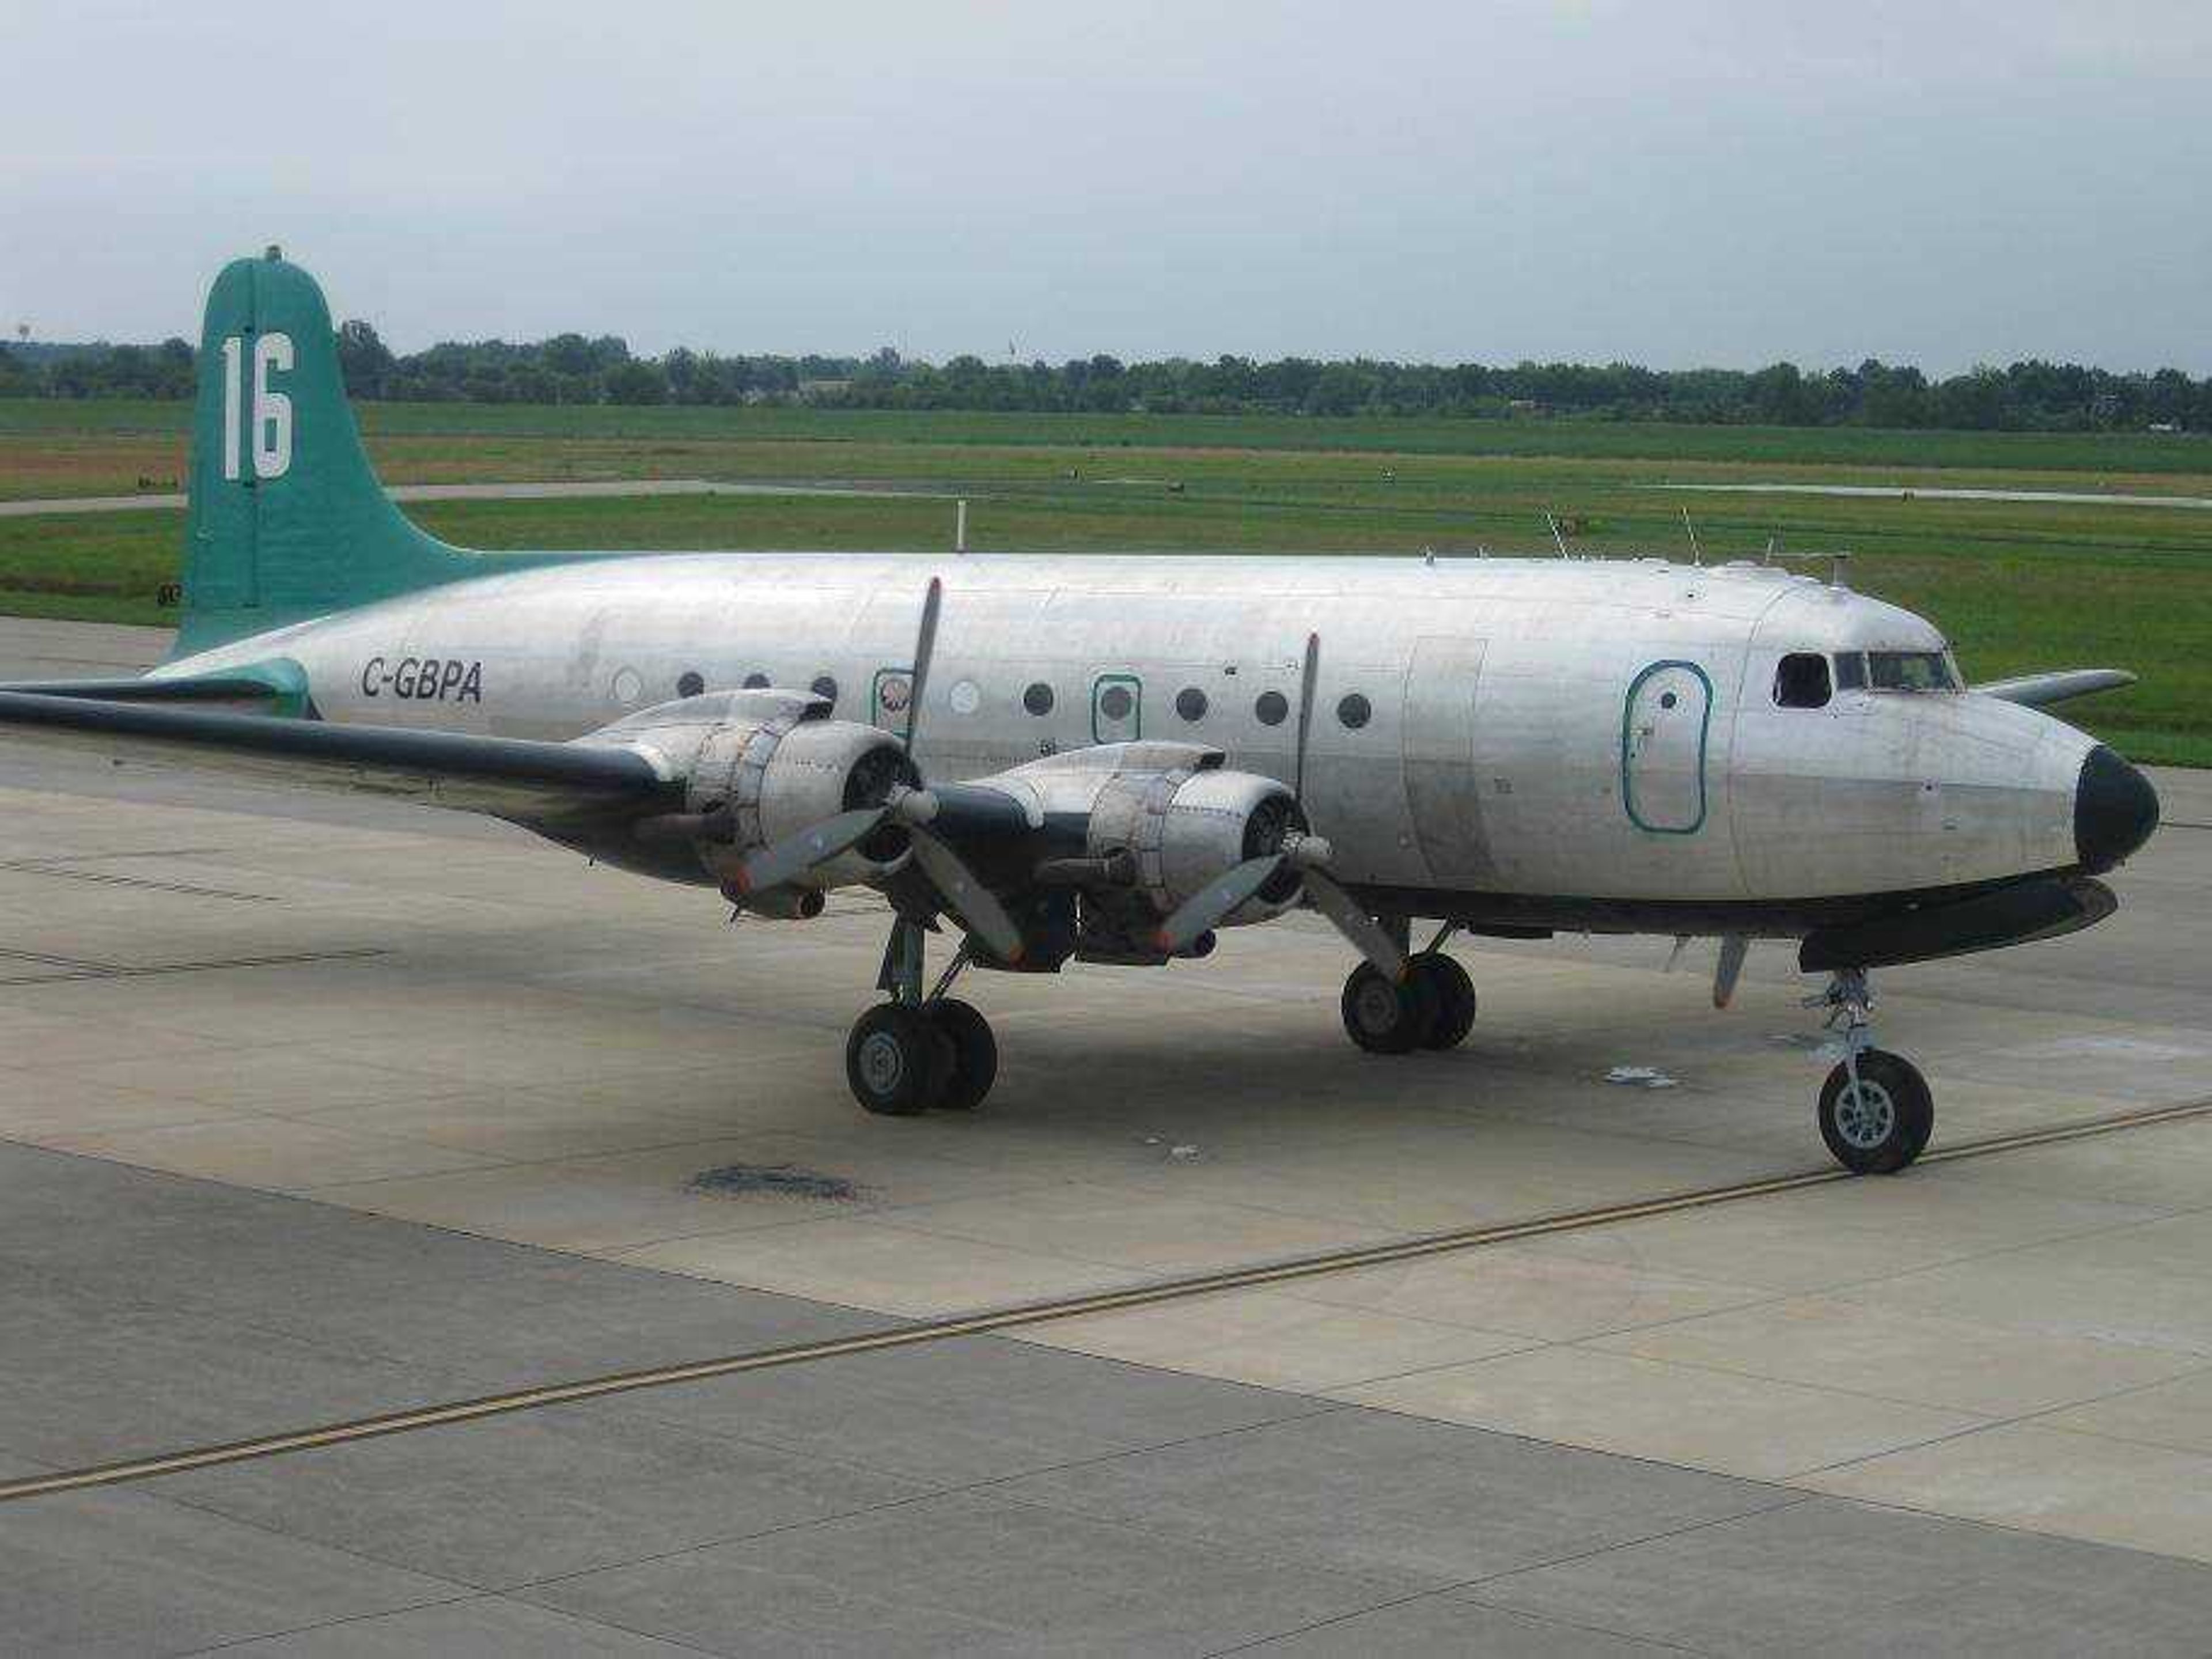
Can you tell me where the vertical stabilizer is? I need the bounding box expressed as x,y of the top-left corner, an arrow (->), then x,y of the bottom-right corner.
177,251 -> 469,653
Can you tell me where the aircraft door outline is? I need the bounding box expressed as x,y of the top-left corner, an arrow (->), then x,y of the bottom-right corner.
1621,660 -> 1712,834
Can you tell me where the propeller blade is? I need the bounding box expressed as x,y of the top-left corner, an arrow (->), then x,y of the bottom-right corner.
1152,853 -> 1287,956
1291,631 -> 1320,803
908,825 -> 1025,963
1302,868 -> 1408,982
904,576 -> 943,753
726,806 -> 887,897
1713,933 -> 1749,1009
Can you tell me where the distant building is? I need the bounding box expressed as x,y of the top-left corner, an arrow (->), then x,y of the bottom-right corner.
798,378 -> 851,403
2149,421 -> 2184,434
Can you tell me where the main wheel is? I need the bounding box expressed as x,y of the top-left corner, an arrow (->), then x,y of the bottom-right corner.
1340,962 -> 1440,1055
846,1003 -> 952,1116
1817,1050 -> 1933,1174
1407,952 -> 1476,1050
923,998 -> 998,1111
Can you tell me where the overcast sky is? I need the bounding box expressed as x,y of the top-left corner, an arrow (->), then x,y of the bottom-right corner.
4,1 -> 2207,371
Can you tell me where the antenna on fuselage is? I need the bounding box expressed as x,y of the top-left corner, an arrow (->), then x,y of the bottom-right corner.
954,499 -> 968,554
1680,507 -> 1704,566
1544,512 -> 1570,558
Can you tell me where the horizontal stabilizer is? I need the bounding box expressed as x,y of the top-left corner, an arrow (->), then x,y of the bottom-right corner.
1975,669 -> 2135,708
0,691 -> 678,823
0,659 -> 313,716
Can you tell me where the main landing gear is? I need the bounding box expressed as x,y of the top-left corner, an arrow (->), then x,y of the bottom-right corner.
1808,967 -> 1933,1175
1339,922 -> 1478,1055
844,918 -> 999,1116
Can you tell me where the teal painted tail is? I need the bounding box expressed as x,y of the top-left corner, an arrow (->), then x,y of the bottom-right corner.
177,251 -> 471,654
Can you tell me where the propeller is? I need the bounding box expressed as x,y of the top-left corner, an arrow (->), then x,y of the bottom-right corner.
1151,632 -> 1408,981
1712,933 -> 1749,1009
1663,932 -> 1749,1009
722,578 -> 1025,962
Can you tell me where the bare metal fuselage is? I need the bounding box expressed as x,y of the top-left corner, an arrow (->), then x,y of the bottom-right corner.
161,549 -> 2097,934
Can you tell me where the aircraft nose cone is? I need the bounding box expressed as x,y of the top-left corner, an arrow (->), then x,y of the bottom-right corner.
2075,745 -> 2160,873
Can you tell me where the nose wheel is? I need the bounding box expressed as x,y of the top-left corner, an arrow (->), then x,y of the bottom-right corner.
1808,968 -> 1933,1173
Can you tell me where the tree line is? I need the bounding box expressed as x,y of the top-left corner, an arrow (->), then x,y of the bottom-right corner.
1,319 -> 2204,432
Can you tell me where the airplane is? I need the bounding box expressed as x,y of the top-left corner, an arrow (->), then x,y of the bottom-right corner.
0,251 -> 2160,1175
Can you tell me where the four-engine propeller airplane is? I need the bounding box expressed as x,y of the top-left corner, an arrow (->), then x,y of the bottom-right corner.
0,253 -> 2161,1173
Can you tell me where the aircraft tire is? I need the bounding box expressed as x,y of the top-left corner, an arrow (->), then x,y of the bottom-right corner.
925,998 -> 998,1111
1817,1051 -> 1933,1175
1340,962 -> 1440,1055
1408,952 -> 1477,1049
846,1003 -> 952,1116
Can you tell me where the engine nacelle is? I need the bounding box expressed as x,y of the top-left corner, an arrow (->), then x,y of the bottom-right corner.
1083,764 -> 1306,926
596,690 -> 918,888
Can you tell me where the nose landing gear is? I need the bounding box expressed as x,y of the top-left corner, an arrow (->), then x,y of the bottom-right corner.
1808,968 -> 1933,1174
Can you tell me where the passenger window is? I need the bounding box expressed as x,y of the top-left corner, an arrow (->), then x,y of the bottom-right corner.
677,671 -> 705,698
1834,652 -> 1866,692
1023,681 -> 1054,716
1175,687 -> 1208,722
1255,690 -> 1289,726
1336,692 -> 1372,730
1774,653 -> 1832,709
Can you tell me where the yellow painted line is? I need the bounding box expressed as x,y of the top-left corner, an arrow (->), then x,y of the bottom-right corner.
3,1094 -> 2207,1505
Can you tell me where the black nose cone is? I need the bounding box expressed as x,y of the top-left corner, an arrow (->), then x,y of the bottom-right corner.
2075,745 -> 2160,873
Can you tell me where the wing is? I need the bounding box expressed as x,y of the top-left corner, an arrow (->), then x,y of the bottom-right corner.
1975,669 -> 2135,708
0,690 -> 679,823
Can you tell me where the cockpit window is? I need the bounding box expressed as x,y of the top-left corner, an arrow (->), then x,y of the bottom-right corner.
1774,652 -> 1832,709
1834,652 -> 1867,691
1867,650 -> 1958,692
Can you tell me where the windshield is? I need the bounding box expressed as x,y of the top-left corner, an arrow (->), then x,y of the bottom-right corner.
1836,650 -> 1959,692
1869,650 -> 1958,691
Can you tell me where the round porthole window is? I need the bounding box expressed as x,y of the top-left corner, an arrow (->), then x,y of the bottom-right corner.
742,672 -> 770,690
1336,692 -> 1372,730
1099,684 -> 1134,721
949,679 -> 983,715
677,671 -> 705,698
1659,691 -> 1679,710
1023,681 -> 1055,716
1255,690 -> 1289,726
1175,687 -> 1208,722
611,667 -> 643,706
811,675 -> 839,707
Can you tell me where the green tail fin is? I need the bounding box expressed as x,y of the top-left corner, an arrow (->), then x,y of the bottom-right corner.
177,250 -> 471,654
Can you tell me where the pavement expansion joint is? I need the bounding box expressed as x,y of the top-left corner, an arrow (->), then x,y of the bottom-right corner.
0,945 -> 389,986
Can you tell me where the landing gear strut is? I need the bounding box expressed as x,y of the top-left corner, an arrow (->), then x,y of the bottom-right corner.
844,918 -> 999,1116
1808,968 -> 1932,1174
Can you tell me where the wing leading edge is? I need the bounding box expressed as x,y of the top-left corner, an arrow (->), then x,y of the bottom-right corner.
0,691 -> 678,823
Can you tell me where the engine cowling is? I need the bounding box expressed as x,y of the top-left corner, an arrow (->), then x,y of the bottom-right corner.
1082,764 -> 1307,927
596,690 -> 919,888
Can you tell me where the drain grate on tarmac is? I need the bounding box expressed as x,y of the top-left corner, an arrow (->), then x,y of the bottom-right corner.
690,1162 -> 868,1202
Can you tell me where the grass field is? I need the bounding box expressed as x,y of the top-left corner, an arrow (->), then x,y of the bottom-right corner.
1,400 -> 2206,763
